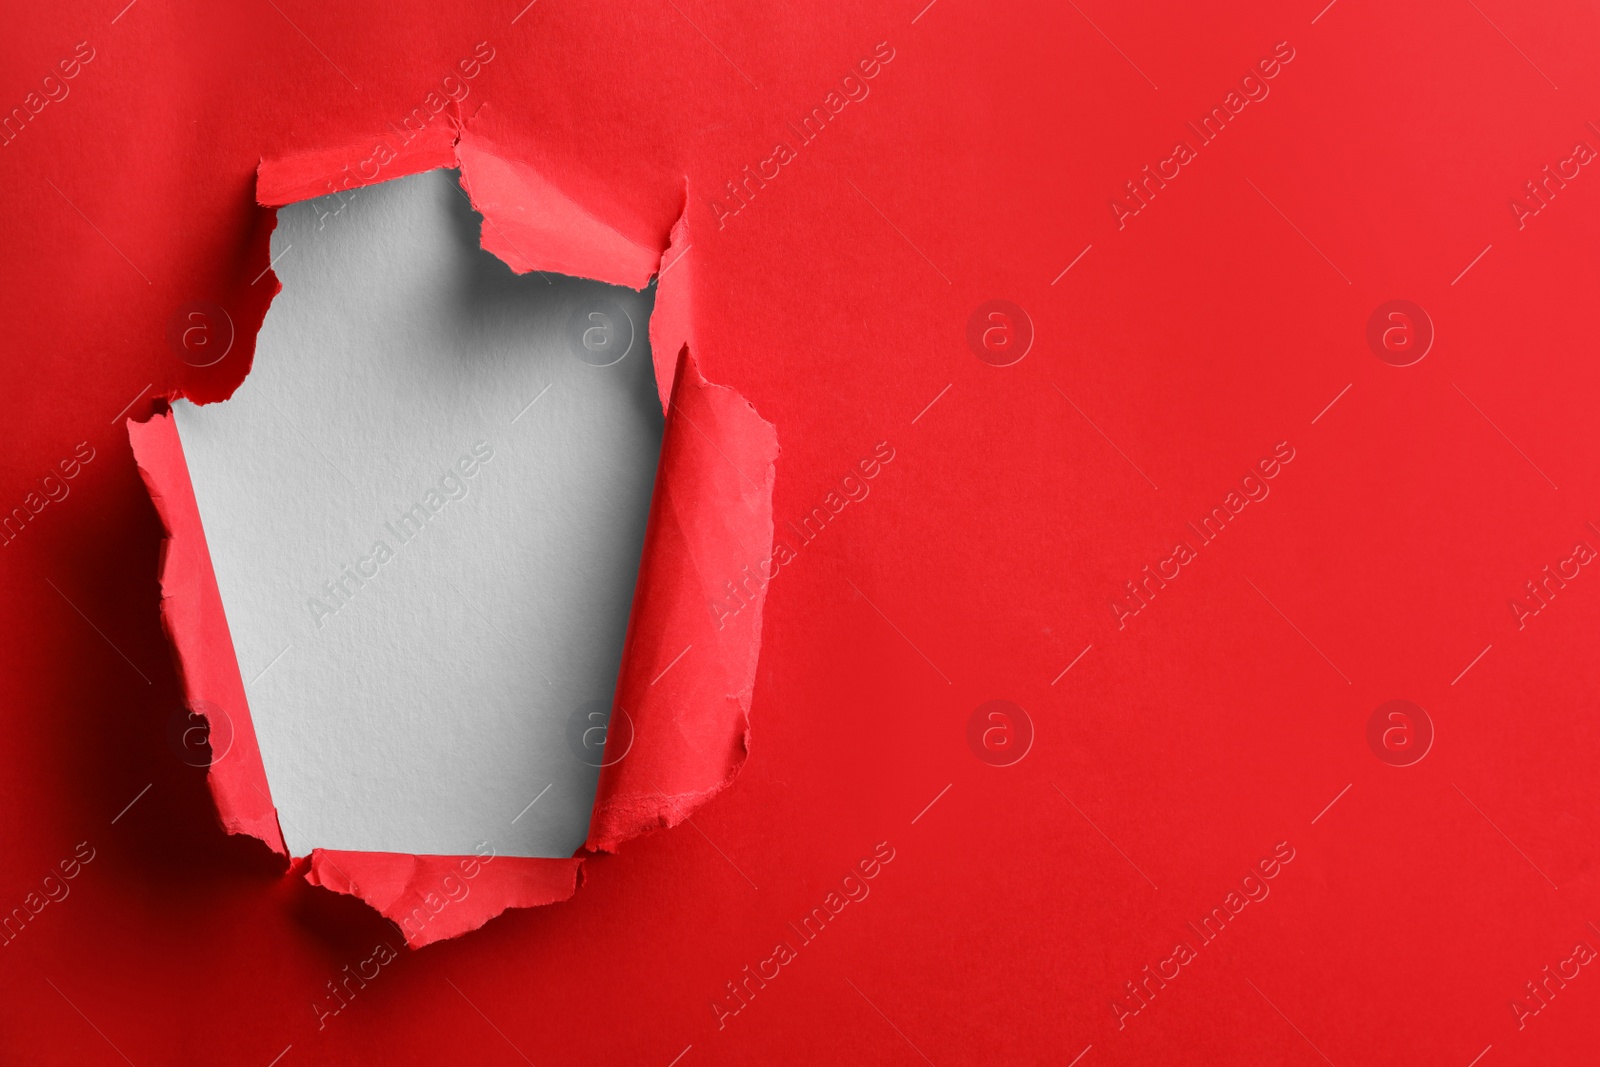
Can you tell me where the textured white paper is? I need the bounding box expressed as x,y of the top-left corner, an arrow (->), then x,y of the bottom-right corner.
173,168 -> 662,858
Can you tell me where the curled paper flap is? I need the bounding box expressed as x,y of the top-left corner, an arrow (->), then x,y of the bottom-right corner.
457,119 -> 662,290
646,187 -> 696,408
256,111 -> 461,209
301,850 -> 583,946
127,411 -> 286,855
587,348 -> 777,851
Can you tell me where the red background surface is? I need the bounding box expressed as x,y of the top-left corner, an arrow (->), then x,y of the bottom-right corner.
4,0 -> 1600,1063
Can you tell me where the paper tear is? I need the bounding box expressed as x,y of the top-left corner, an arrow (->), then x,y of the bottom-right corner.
130,117 -> 778,945
127,411 -> 287,855
457,124 -> 661,289
587,347 -> 777,851
647,186 -> 696,408
301,850 -> 583,948
256,110 -> 461,209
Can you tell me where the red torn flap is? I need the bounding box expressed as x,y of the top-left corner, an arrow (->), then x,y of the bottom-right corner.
589,348 -> 778,850
127,411 -> 286,855
647,188 -> 696,408
457,110 -> 661,289
255,117 -> 460,209
301,851 -> 583,945
129,128 -> 777,947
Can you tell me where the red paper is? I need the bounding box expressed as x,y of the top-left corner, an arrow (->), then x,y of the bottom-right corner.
7,1 -> 1600,1063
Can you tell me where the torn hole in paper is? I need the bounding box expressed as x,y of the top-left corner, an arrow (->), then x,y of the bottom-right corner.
130,126 -> 776,945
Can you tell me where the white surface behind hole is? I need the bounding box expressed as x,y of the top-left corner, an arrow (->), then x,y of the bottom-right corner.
173,168 -> 662,857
